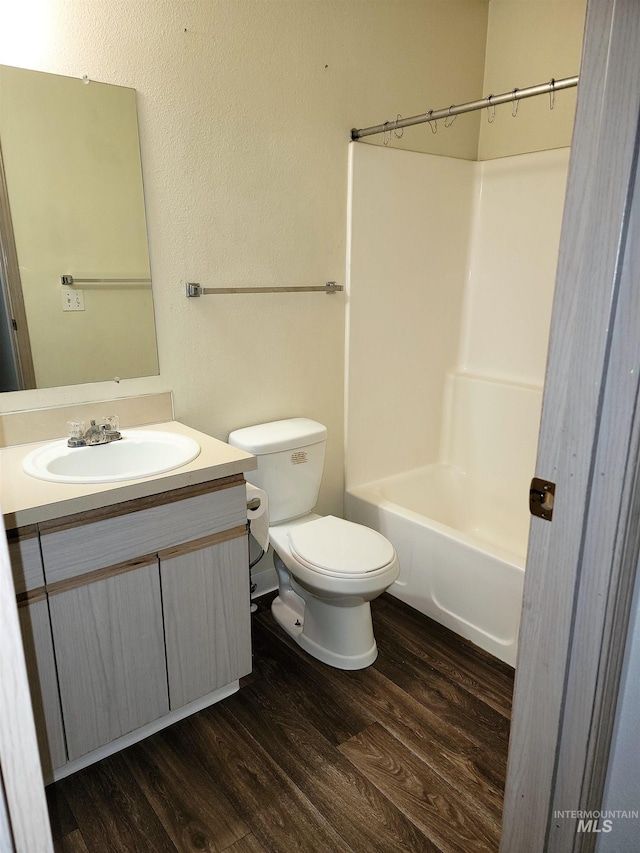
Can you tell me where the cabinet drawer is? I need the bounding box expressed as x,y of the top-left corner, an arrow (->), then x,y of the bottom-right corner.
7,526 -> 45,594
39,479 -> 247,586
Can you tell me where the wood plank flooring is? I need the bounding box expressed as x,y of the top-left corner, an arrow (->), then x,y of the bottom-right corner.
47,593 -> 514,853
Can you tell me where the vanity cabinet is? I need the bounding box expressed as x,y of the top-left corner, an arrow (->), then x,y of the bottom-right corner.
8,474 -> 252,778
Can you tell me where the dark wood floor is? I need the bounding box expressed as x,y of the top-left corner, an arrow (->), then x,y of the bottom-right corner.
47,593 -> 514,853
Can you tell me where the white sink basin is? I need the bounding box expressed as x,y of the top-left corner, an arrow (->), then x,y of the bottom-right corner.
22,430 -> 201,484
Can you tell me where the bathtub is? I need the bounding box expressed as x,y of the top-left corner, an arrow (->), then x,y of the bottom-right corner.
346,462 -> 527,666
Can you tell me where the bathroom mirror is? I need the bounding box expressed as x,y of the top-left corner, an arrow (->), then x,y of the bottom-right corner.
0,65 -> 159,390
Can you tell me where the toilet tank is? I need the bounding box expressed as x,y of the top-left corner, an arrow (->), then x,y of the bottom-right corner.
228,418 -> 327,524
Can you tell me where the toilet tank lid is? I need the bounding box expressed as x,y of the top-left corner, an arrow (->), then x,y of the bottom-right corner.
228,418 -> 327,454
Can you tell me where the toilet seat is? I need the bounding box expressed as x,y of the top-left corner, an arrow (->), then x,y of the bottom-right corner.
288,515 -> 396,579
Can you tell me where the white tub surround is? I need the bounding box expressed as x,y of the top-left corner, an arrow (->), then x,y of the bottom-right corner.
346,144 -> 569,665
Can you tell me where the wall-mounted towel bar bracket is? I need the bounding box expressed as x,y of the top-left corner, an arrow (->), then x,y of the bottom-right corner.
185,281 -> 343,297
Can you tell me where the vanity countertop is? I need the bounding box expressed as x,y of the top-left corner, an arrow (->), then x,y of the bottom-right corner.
1,420 -> 257,529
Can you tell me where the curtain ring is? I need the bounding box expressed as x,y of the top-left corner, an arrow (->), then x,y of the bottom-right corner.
487,95 -> 496,123
427,110 -> 437,134
444,106 -> 457,128
549,79 -> 556,110
512,88 -> 520,118
382,121 -> 391,145
393,114 -> 404,139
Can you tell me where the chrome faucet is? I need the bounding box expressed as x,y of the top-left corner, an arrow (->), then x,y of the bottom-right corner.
67,417 -> 122,448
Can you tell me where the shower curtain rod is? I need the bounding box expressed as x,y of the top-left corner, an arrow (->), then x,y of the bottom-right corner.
350,75 -> 579,140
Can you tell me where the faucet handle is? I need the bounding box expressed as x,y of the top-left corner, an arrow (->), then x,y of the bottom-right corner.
104,415 -> 119,432
67,420 -> 85,440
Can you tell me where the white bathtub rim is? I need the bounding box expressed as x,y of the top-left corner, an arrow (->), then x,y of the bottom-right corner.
347,482 -> 526,571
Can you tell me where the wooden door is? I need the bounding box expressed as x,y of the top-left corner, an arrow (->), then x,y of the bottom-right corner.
501,1 -> 640,850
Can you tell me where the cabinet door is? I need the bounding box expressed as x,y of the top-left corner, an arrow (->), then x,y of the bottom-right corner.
160,530 -> 251,710
18,596 -> 67,777
47,558 -> 169,761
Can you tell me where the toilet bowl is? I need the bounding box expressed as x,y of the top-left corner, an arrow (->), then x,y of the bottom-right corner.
228,418 -> 400,670
269,513 -> 399,669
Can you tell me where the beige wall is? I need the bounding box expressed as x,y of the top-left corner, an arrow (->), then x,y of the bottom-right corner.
0,0 -> 490,517
479,0 -> 586,159
349,0 -> 586,161
359,0 -> 488,160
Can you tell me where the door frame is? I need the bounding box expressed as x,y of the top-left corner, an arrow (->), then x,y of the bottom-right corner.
0,515 -> 53,852
0,142 -> 36,390
501,1 -> 640,850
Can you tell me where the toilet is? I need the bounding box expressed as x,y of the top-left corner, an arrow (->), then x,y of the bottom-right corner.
228,418 -> 399,669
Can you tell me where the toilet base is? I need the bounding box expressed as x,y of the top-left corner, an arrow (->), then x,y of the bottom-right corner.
271,594 -> 304,640
271,592 -> 378,671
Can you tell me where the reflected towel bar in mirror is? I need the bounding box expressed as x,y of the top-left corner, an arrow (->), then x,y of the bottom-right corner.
61,275 -> 151,288
185,282 -> 343,297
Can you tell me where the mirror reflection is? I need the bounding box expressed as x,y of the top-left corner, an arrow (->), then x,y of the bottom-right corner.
0,65 -> 159,391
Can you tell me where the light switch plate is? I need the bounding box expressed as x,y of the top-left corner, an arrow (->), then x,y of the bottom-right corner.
61,289 -> 85,311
